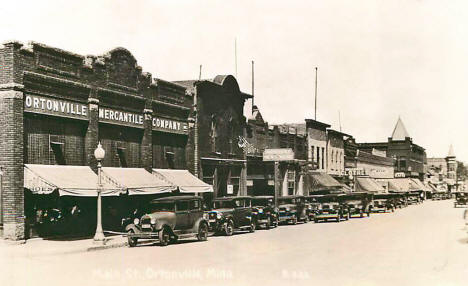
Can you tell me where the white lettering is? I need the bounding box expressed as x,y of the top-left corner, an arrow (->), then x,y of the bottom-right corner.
25,95 -> 32,107
53,101 -> 59,112
33,98 -> 39,108
40,98 -> 46,109
99,108 -> 104,118
46,100 -> 53,110
105,109 -> 109,119
82,106 -> 87,116
138,115 -> 143,124
70,103 -> 75,114
109,110 -> 114,120
60,102 -> 66,112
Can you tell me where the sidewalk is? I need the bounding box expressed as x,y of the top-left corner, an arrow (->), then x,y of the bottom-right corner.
0,235 -> 128,258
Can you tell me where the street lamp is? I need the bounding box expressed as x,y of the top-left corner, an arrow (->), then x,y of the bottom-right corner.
93,142 -> 106,243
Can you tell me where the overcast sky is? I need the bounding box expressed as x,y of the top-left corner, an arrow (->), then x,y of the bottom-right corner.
2,0 -> 467,162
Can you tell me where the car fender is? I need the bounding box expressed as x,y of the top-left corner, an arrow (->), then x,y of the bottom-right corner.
125,224 -> 140,234
193,217 -> 208,231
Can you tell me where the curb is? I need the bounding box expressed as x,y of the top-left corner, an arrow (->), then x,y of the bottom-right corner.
87,241 -> 128,252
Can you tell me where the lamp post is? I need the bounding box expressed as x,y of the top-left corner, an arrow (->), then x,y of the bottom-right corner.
93,142 -> 106,243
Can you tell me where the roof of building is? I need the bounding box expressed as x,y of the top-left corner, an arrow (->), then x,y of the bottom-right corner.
172,75 -> 252,98
448,144 -> 455,157
328,129 -> 352,137
391,117 -> 410,140
305,119 -> 331,130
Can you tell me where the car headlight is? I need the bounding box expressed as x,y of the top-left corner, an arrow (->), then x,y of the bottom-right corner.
150,218 -> 156,224
133,218 -> 140,225
216,212 -> 223,219
285,207 -> 290,211
258,209 -> 263,213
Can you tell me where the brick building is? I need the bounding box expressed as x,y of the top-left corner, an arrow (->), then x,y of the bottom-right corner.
358,117 -> 427,181
0,41 -> 193,240
175,75 -> 251,199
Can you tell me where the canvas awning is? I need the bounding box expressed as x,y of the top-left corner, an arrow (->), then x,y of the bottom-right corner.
308,172 -> 342,188
410,178 -> 430,192
355,177 -> 385,193
101,167 -> 176,195
378,178 -> 415,192
152,169 -> 213,193
24,164 -> 120,196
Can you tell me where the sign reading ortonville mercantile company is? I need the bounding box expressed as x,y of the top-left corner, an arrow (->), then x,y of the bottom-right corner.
24,94 -> 188,134
24,94 -> 88,120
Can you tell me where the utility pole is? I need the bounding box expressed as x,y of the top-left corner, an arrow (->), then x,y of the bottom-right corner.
251,60 -> 254,115
339,110 -> 342,132
235,38 -> 238,78
314,67 -> 318,120
193,65 -> 201,178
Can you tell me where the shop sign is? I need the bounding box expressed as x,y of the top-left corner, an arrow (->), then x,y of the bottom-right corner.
268,180 -> 275,186
263,148 -> 294,161
227,184 -> 234,194
24,94 -> 88,120
246,180 -> 253,186
395,172 -> 406,178
99,108 -> 188,134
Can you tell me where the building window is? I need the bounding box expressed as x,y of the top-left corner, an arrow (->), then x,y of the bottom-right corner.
117,147 -> 127,167
331,150 -> 334,163
50,142 -> 66,165
316,147 -> 320,169
287,170 -> 295,195
321,147 -> 325,170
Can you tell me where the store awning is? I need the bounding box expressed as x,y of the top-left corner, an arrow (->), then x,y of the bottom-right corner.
355,177 -> 385,193
24,164 -> 120,196
101,167 -> 176,195
410,178 -> 429,192
152,169 -> 213,193
306,172 -> 344,193
379,178 -> 414,192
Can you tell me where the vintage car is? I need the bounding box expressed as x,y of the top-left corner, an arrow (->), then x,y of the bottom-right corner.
305,196 -> 321,221
454,192 -> 468,208
206,196 -> 256,235
314,194 -> 350,223
372,194 -> 396,213
278,195 -> 308,225
251,196 -> 278,229
341,192 -> 373,218
407,191 -> 422,205
125,196 -> 209,247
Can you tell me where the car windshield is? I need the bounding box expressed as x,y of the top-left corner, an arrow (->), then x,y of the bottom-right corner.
213,200 -> 237,209
149,202 -> 175,212
252,198 -> 273,206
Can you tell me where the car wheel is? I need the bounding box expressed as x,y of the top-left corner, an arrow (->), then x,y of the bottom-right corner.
314,218 -> 318,223
169,236 -> 178,244
266,216 -> 272,230
274,217 -> 279,227
367,212 -> 370,217
336,216 -> 340,223
292,216 -> 298,225
197,223 -> 208,241
249,220 -> 256,233
159,227 -> 170,246
345,213 -> 349,221
224,220 -> 234,236
127,229 -> 138,247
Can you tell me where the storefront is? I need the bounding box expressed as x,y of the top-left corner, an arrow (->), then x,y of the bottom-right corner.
0,41 -> 193,240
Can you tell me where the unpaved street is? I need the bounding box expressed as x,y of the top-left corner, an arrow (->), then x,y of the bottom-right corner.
2,200 -> 468,286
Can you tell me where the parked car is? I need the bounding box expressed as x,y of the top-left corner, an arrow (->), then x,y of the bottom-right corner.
305,196 -> 321,221
278,195 -> 308,225
454,192 -> 468,208
372,194 -> 396,213
314,194 -> 349,223
206,196 -> 256,235
251,196 -> 278,229
124,196 -> 209,247
341,192 -> 373,218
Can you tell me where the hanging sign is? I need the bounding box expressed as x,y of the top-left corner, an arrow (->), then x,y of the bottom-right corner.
227,184 -> 234,194
263,148 -> 294,161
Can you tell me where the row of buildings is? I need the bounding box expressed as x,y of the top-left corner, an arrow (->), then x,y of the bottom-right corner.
0,41 -> 462,240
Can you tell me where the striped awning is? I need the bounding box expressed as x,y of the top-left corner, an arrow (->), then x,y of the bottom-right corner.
101,167 -> 176,195
152,169 -> 213,193
355,177 -> 385,193
24,164 -> 121,196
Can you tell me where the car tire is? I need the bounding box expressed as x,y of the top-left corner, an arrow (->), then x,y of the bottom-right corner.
367,212 -> 370,217
159,227 -> 170,246
266,216 -> 271,230
127,229 -> 138,248
249,220 -> 256,233
169,236 -> 178,244
224,220 -> 234,236
345,213 -> 349,221
292,216 -> 298,225
314,218 -> 318,223
336,216 -> 340,223
197,223 -> 208,241
360,212 -> 364,218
